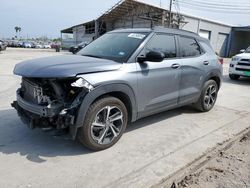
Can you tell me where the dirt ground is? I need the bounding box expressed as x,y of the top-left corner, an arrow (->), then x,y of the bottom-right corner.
172,130 -> 250,188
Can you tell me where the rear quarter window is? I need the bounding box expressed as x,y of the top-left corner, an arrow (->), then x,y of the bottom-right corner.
199,41 -> 215,55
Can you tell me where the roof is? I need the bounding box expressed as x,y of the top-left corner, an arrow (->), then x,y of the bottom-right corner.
61,0 -> 233,33
61,20 -> 95,33
99,0 -> 167,21
232,25 -> 250,31
110,26 -> 205,41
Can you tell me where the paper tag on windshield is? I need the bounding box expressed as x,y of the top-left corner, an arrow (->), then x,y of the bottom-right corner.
128,33 -> 146,40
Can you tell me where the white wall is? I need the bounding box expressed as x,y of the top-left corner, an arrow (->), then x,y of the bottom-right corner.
181,16 -> 231,56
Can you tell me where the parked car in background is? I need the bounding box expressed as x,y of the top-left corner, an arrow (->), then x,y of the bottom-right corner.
35,44 -> 43,48
69,41 -> 89,54
22,42 -> 32,48
0,40 -> 7,51
229,46 -> 250,80
43,44 -> 51,49
12,28 -> 222,151
7,40 -> 19,48
50,42 -> 61,49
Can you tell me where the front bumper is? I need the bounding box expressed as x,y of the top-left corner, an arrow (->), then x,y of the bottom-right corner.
229,62 -> 250,77
229,67 -> 250,77
14,89 -> 63,117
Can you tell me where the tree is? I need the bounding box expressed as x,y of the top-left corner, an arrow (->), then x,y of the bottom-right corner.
14,26 -> 19,38
14,26 -> 22,38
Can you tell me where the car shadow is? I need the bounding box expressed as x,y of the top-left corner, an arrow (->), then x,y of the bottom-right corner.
0,106 -> 198,163
0,109 -> 91,163
127,106 -> 197,132
222,74 -> 250,86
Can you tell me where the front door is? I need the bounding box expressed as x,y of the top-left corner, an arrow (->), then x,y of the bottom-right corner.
136,34 -> 181,118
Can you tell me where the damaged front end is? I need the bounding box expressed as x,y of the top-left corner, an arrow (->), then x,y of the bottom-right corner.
11,77 -> 93,138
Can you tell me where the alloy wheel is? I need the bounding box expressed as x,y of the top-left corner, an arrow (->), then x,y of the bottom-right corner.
204,85 -> 217,109
90,106 -> 124,145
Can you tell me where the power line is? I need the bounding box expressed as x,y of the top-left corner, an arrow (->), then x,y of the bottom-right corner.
179,0 -> 250,8
177,1 -> 250,14
177,0 -> 250,10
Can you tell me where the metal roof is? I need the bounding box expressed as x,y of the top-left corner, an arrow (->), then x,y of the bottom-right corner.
61,0 -> 170,33
232,26 -> 250,31
61,20 -> 95,33
98,0 -> 167,21
61,0 -> 234,33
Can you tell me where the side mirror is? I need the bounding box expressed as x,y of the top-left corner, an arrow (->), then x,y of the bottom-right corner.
138,51 -> 165,63
240,49 -> 245,53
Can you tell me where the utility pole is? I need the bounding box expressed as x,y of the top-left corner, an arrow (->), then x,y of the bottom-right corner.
168,0 -> 173,27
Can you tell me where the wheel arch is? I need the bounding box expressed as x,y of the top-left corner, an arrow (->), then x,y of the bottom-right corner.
70,83 -> 137,139
204,70 -> 222,89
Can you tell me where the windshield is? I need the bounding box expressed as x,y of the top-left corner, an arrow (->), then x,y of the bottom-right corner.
77,32 -> 149,62
245,46 -> 250,53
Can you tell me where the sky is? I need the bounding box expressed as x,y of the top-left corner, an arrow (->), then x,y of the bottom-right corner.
0,0 -> 250,39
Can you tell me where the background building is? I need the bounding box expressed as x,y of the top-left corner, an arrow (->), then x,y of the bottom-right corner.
61,0 -> 250,57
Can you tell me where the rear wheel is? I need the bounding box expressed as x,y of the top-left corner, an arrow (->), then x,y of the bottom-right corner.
229,74 -> 240,80
194,80 -> 218,112
77,96 -> 128,151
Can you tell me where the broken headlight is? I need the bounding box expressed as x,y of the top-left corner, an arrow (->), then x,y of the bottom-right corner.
71,78 -> 93,91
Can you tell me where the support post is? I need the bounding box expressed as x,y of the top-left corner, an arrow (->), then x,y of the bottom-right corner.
168,0 -> 173,27
95,20 -> 99,39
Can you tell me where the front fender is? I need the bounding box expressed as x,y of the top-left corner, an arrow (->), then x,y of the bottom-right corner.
70,83 -> 137,139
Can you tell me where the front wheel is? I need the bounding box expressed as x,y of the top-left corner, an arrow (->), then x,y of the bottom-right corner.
194,80 -> 218,112
77,96 -> 128,151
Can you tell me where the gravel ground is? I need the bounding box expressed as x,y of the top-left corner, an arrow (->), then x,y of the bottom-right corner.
175,130 -> 250,188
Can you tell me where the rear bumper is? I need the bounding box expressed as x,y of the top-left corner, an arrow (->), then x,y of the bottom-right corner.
14,89 -> 63,117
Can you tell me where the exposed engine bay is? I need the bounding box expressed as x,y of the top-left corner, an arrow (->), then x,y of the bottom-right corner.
12,77 -> 90,133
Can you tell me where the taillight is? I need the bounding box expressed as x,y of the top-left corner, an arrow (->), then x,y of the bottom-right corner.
218,57 -> 223,65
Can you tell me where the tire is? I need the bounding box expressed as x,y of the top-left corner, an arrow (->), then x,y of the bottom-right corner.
194,80 -> 218,112
77,96 -> 128,151
229,74 -> 240,80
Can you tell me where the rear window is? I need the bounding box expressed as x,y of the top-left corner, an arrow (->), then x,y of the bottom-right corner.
179,37 -> 202,57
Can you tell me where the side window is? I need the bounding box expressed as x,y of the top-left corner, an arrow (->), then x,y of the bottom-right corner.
146,34 -> 176,58
179,37 -> 202,57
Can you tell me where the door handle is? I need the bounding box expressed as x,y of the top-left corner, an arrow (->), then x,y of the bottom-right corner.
203,61 -> 209,65
171,63 -> 180,69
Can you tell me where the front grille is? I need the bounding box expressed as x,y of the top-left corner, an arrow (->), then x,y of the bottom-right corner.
240,59 -> 250,62
237,62 -> 250,66
236,68 -> 250,71
236,59 -> 250,71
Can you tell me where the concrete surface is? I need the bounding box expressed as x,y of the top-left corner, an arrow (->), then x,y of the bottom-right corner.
0,48 -> 249,188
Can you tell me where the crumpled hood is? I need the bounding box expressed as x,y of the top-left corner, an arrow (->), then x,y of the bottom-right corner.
13,55 -> 122,78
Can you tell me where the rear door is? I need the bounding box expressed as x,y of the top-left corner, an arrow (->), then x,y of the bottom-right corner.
177,36 -> 207,104
136,33 -> 181,117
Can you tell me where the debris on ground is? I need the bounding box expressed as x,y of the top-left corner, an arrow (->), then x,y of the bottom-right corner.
176,130 -> 250,188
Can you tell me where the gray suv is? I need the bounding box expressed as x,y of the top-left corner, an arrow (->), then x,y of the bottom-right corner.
12,28 -> 222,151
